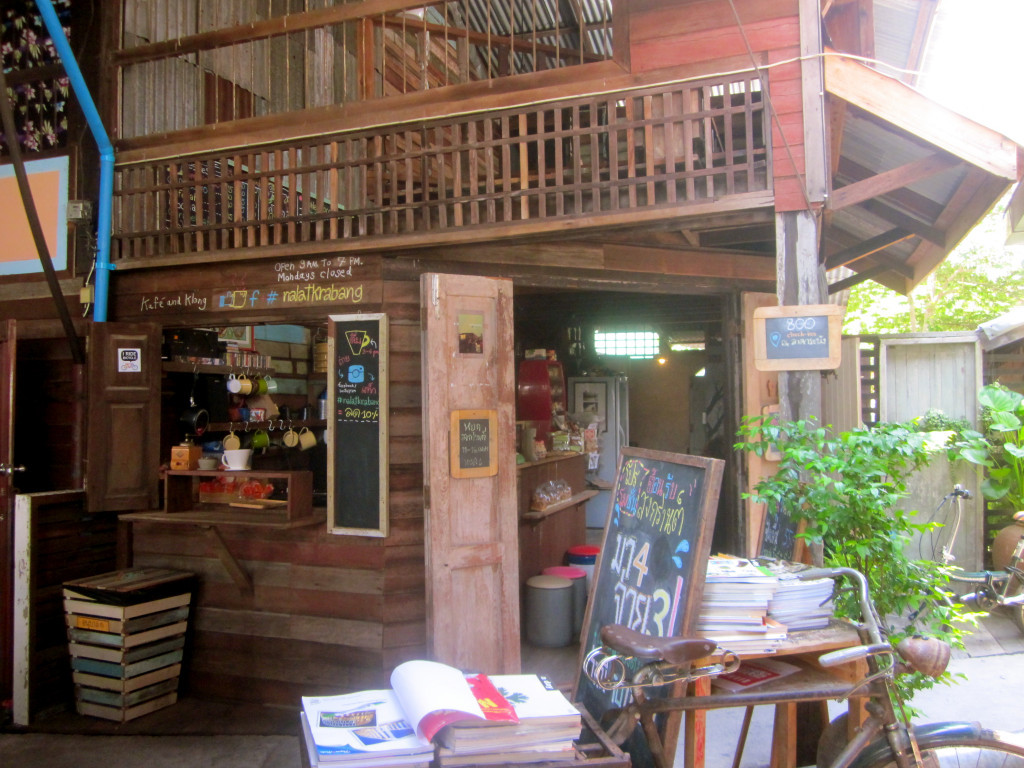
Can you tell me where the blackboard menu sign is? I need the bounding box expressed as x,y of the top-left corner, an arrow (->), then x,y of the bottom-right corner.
759,500 -> 802,560
753,304 -> 843,371
450,410 -> 498,478
573,448 -> 724,761
328,313 -> 388,536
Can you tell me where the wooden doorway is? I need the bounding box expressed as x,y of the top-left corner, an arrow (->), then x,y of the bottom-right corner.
0,319 -> 17,703
420,273 -> 520,673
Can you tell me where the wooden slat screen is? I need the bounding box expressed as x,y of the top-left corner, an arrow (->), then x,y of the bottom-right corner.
116,0 -> 614,139
112,74 -> 769,261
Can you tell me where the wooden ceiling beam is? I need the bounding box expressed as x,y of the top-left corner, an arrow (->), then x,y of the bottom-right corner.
836,156 -> 946,221
824,49 -> 1018,179
828,152 -> 962,212
855,197 -> 946,247
823,228 -> 915,272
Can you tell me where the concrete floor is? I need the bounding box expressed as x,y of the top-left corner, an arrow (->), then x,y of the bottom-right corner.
3,610 -> 1022,768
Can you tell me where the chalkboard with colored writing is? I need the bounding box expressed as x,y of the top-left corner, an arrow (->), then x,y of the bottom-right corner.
764,314 -> 830,359
573,448 -> 724,765
328,313 -> 388,536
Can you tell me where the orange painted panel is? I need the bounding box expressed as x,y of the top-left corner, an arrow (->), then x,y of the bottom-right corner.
0,156 -> 68,274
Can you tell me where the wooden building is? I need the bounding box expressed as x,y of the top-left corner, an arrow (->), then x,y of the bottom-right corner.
1,0 -> 1019,720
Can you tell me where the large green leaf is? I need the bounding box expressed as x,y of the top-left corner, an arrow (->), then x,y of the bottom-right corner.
979,385 -> 1024,414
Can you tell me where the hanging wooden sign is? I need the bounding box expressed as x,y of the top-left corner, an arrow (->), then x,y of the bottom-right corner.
753,304 -> 844,371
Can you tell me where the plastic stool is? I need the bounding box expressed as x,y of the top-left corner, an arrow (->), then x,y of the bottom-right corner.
566,544 -> 600,590
542,565 -> 588,637
525,575 -> 573,648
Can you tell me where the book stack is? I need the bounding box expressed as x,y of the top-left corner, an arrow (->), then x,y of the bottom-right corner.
698,557 -> 787,654
435,674 -> 582,766
300,661 -> 583,768
763,563 -> 836,631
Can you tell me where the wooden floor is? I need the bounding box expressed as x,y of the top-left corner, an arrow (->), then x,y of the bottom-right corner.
955,606 -> 1024,658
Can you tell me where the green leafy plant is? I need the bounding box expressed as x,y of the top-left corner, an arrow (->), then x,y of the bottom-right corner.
954,383 -> 1024,514
736,416 -> 978,698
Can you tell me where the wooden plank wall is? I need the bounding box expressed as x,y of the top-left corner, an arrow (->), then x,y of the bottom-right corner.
627,0 -> 804,210
128,279 -> 425,706
14,491 -> 118,723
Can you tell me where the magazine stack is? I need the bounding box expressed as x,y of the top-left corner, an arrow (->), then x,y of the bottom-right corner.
434,674 -> 583,766
300,660 -> 582,767
697,556 -> 786,654
763,562 -> 836,631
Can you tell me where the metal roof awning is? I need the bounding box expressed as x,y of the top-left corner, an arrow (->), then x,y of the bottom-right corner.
822,49 -> 1019,295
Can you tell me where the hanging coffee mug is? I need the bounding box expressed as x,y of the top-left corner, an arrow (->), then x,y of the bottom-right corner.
227,373 -> 253,395
222,429 -> 241,450
297,427 -> 317,451
255,375 -> 269,395
250,428 -> 270,449
282,427 -> 300,448
263,375 -> 278,394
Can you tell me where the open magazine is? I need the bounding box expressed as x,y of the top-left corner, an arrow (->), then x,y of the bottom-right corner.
301,660 -> 524,760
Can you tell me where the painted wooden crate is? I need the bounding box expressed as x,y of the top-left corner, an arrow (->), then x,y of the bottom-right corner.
63,568 -> 194,722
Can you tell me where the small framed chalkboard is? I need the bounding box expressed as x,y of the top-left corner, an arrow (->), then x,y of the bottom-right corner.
450,410 -> 498,478
759,499 -> 806,561
327,313 -> 388,537
753,304 -> 843,371
573,448 -> 724,762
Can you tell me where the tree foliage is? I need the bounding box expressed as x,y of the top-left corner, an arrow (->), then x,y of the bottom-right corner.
843,202 -> 1024,334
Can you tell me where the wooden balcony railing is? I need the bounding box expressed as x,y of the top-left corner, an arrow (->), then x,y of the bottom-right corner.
111,74 -> 770,263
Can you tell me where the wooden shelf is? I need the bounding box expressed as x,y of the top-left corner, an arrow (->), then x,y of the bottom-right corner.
522,490 -> 598,521
517,451 -> 587,470
119,508 -> 325,530
161,469 -> 315,525
208,419 -> 326,432
162,361 -> 275,376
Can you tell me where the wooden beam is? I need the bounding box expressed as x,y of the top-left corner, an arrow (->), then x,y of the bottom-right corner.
824,50 -> 1018,179
903,0 -> 940,86
114,53 -> 763,162
828,262 -> 888,293
823,228 -> 915,273
855,198 -> 945,248
828,153 -> 962,211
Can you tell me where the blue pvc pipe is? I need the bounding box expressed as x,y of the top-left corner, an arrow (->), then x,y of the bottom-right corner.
35,0 -> 114,322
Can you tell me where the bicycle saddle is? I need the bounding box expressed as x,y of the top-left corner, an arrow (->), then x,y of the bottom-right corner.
600,625 -> 718,664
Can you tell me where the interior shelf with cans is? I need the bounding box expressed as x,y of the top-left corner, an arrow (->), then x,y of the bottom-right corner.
63,568 -> 195,723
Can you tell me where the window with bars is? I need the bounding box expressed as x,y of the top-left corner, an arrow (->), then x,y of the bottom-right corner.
593,330 -> 660,359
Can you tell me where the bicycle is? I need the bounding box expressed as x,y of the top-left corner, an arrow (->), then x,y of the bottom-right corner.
920,485 -> 1024,634
584,566 -> 1024,768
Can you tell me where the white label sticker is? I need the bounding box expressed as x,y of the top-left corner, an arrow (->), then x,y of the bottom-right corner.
117,348 -> 142,373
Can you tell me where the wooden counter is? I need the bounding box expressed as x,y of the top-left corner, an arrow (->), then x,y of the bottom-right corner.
517,452 -> 595,584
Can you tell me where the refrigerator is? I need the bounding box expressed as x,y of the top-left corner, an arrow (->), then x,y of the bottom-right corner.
568,375 -> 629,528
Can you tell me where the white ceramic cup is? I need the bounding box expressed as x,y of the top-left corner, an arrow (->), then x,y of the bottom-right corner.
282,428 -> 300,448
221,448 -> 252,470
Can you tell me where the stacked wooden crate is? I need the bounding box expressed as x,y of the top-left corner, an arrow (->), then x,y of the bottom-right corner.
63,568 -> 195,722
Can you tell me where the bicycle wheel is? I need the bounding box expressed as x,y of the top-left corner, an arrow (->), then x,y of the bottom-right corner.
841,721 -> 1024,768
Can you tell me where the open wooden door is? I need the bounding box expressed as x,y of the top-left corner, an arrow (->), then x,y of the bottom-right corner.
420,273 -> 520,673
0,319 -> 19,703
86,322 -> 162,512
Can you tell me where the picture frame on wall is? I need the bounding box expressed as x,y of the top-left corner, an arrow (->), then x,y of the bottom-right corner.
215,326 -> 255,350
